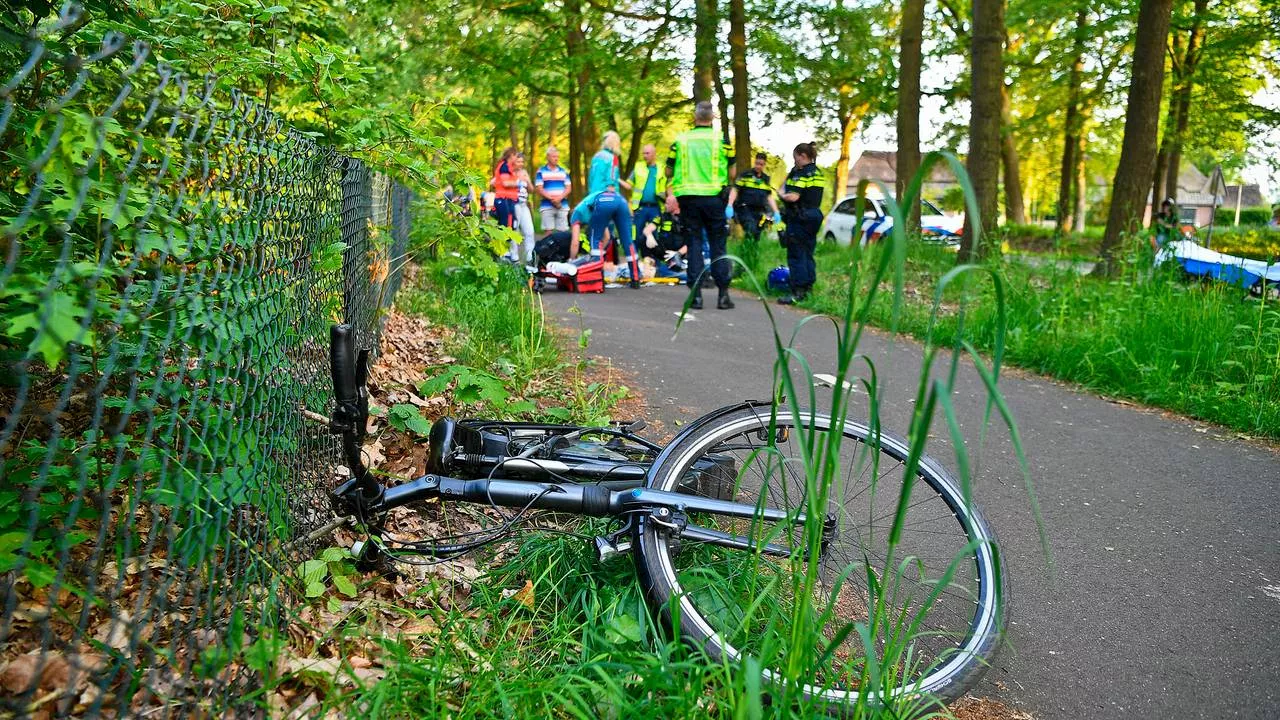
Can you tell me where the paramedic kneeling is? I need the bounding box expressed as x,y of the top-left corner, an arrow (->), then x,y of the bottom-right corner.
569,191 -> 641,288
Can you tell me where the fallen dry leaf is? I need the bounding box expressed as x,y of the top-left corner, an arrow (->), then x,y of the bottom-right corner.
362,438 -> 386,470
504,580 -> 535,610
93,612 -> 132,650
1,654 -> 39,694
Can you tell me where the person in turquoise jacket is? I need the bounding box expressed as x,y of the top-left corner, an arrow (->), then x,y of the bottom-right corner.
587,131 -> 632,195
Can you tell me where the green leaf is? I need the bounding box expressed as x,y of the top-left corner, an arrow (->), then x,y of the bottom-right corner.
304,581 -> 326,598
5,293 -> 92,368
299,559 -> 328,585
331,574 -> 358,598
319,547 -> 350,562
25,562 -> 57,588
388,404 -> 432,436
244,632 -> 283,674
505,399 -> 536,415
543,407 -> 571,421
605,613 -> 643,644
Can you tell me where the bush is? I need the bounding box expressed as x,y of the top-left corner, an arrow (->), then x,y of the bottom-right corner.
1214,206 -> 1276,226
1197,226 -> 1280,261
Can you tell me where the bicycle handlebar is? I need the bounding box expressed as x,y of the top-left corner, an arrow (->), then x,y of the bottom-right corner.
329,323 -> 382,514
330,324 -> 359,408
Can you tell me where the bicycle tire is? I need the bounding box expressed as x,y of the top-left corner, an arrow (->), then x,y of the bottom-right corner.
633,406 -> 1005,711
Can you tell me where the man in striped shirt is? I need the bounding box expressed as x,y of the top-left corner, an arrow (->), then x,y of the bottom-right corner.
535,147 -> 572,232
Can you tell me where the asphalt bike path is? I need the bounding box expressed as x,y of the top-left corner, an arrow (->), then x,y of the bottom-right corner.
541,284 -> 1280,720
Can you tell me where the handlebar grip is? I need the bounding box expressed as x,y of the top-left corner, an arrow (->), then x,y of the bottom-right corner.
330,324 -> 358,406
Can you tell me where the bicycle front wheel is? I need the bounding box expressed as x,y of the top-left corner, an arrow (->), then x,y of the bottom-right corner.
633,406 -> 1005,711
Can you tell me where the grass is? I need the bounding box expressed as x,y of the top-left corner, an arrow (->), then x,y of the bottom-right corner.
735,234 -> 1280,439
337,531 -> 764,719
328,264 -> 779,718
330,161 -> 1037,720
321,237 -> 1021,718
396,261 -> 629,425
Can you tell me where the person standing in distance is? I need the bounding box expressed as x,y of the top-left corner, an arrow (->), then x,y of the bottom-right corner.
777,142 -> 823,305
535,147 -> 572,232
665,101 -> 736,309
726,151 -> 781,270
630,144 -> 665,246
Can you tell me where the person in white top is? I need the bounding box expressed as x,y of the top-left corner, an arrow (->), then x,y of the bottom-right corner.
510,152 -> 536,264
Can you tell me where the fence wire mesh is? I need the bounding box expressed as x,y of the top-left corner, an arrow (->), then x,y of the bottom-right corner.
1,9 -> 414,716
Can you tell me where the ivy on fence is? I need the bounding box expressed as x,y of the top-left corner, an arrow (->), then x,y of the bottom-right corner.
0,7 -> 412,715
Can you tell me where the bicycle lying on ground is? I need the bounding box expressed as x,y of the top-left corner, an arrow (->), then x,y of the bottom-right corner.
325,324 -> 1005,711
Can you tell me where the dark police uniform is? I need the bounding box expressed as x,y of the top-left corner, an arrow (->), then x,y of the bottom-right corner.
642,212 -> 689,262
781,162 -> 824,297
733,168 -> 773,240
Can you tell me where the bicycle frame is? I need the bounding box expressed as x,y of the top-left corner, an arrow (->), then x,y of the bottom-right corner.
327,324 -> 807,559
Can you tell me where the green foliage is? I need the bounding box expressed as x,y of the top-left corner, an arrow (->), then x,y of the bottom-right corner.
744,239 -> 1280,438
1214,207 -> 1277,227
1199,226 -> 1280,262
387,404 -> 433,436
297,547 -> 361,599
997,223 -> 1102,256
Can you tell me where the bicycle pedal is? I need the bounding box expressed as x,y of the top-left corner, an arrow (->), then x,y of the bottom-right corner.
593,535 -> 632,563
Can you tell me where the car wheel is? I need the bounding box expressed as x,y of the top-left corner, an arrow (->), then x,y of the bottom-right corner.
823,232 -> 838,245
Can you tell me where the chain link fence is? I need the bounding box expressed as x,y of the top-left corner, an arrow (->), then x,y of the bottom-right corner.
1,8 -> 415,716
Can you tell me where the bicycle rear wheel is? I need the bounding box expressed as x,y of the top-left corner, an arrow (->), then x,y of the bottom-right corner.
633,406 -> 1005,711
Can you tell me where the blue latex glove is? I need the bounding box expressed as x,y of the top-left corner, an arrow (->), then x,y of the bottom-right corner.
772,212 -> 782,224
724,205 -> 734,220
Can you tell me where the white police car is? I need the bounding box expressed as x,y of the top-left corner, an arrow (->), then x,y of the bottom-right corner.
821,194 -> 963,247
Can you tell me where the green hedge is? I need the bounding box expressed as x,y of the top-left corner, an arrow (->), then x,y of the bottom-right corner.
1197,226 -> 1280,261
1215,206 -> 1276,226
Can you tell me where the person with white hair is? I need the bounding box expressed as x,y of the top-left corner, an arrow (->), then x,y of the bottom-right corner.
534,146 -> 572,232
664,101 -> 736,309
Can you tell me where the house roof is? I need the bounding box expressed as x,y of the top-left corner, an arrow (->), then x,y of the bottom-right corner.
1152,162 -> 1227,208
848,150 -> 958,188
1223,184 -> 1265,208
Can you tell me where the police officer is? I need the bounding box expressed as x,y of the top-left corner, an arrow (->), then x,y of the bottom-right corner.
665,101 -> 736,310
727,152 -> 781,242
727,151 -> 781,273
778,142 -> 823,305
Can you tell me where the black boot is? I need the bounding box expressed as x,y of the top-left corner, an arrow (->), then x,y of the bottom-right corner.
717,288 -> 735,309
689,291 -> 703,310
629,279 -> 641,289
778,285 -> 805,305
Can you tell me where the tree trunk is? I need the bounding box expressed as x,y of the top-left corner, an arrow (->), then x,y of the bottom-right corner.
565,0 -> 587,202
959,0 -> 1006,262
1164,0 -> 1208,203
1055,9 -> 1086,235
568,91 -> 583,202
693,0 -> 717,103
526,95 -> 540,167
508,99 -> 520,150
547,104 -> 558,151
729,0 -> 750,172
1150,74 -> 1177,211
1000,84 -> 1026,225
1164,89 -> 1192,202
1096,0 -> 1174,274
1073,134 -> 1088,233
897,0 -> 924,233
834,107 -> 862,202
712,57 -> 731,140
